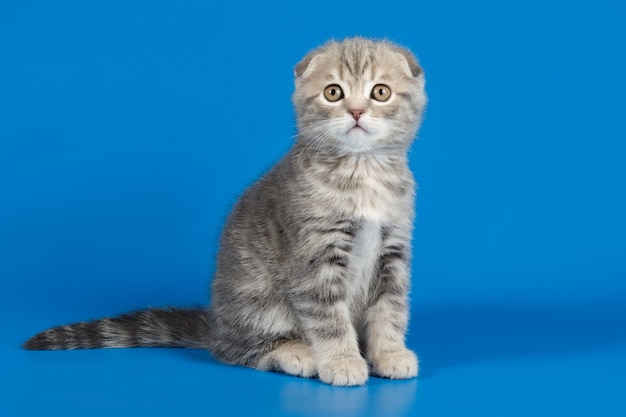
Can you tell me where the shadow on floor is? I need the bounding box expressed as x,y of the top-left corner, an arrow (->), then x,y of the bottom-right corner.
410,293 -> 626,378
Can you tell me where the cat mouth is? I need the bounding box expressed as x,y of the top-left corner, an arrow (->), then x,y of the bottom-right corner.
349,124 -> 368,134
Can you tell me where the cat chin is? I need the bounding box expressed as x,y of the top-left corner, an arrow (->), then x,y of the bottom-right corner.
337,125 -> 399,153
338,137 -> 384,154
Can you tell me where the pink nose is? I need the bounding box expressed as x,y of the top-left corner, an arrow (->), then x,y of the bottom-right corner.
349,109 -> 364,121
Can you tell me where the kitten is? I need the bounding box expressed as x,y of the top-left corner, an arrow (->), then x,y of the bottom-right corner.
24,37 -> 427,386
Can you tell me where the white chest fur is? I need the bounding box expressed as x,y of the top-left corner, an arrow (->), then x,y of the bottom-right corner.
346,220 -> 382,312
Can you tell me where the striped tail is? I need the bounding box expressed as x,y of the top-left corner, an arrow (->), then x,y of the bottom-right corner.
23,307 -> 212,350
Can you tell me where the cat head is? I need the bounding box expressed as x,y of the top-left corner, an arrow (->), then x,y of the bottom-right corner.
293,37 -> 426,155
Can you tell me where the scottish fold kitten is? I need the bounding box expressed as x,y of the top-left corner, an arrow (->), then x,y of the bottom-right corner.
24,37 -> 426,386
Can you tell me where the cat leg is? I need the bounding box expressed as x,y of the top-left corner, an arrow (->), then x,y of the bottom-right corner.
303,303 -> 368,386
365,301 -> 418,379
257,339 -> 317,378
364,232 -> 418,379
291,221 -> 369,386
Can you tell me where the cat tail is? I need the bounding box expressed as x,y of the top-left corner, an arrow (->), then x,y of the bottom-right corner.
23,307 -> 212,350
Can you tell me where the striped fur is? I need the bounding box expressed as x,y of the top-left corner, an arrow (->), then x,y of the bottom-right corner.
24,308 -> 211,350
24,37 -> 426,386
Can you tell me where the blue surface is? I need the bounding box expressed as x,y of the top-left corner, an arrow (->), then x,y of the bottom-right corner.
1,1 -> 625,416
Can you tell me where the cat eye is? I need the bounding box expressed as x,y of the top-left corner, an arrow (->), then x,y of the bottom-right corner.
371,84 -> 391,102
323,84 -> 344,102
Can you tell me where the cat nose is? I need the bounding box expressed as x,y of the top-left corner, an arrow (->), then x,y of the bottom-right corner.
349,109 -> 364,121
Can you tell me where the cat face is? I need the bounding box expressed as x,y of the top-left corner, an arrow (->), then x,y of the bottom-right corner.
293,38 -> 426,154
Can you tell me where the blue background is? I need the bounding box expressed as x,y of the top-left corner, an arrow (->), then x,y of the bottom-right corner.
1,1 -> 625,416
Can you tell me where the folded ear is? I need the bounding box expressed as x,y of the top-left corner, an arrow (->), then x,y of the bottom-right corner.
294,52 -> 324,79
294,44 -> 328,78
394,49 -> 423,78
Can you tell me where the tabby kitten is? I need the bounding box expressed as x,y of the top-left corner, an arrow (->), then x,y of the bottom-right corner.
24,37 -> 427,387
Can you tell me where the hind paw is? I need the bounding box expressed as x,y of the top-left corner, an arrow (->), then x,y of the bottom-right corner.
258,340 -> 317,378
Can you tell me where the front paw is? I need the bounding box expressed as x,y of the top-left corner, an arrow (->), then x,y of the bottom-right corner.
370,349 -> 418,379
318,356 -> 369,386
